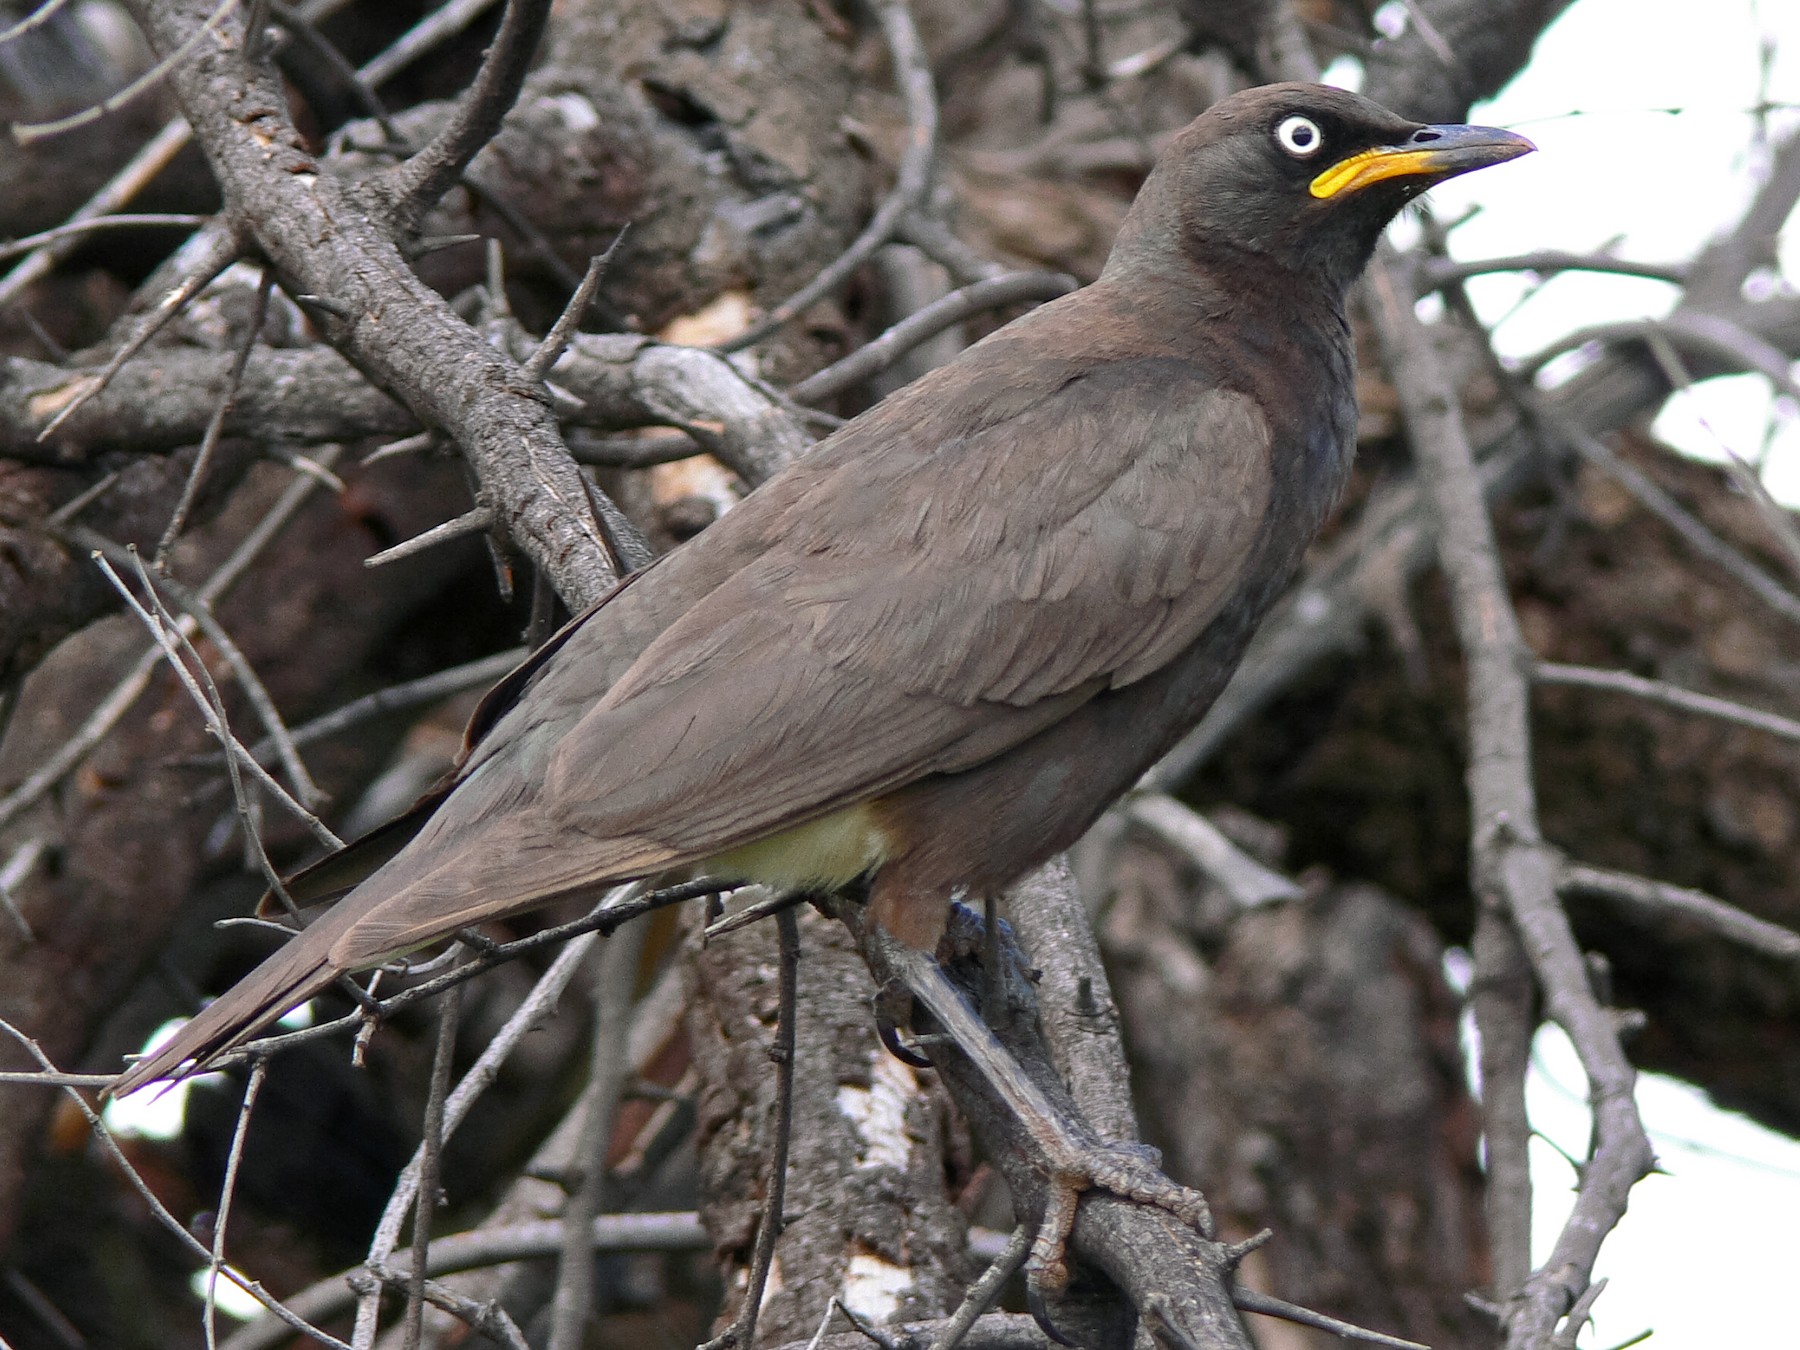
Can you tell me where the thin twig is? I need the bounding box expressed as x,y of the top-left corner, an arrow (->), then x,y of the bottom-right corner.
547,919 -> 649,1350
1420,251 -> 1686,291
0,214 -> 211,264
205,1058 -> 268,1350
1534,660 -> 1800,744
9,0 -> 239,145
356,1265 -> 530,1350
159,268 -> 275,563
1121,793 -> 1302,908
1556,422 -> 1800,628
0,1017 -> 353,1350
215,648 -> 526,766
1231,1286 -> 1428,1350
0,0 -> 75,44
354,926 -> 602,1350
1637,325 -> 1800,583
927,1224 -> 1030,1350
71,524 -> 330,812
717,0 -> 937,353
1559,862 -> 1800,961
178,881 -> 726,1080
90,551 -> 339,855
0,120 -> 201,306
221,1215 -> 708,1350
404,981 -> 465,1350
792,271 -> 1076,403
35,226 -> 243,441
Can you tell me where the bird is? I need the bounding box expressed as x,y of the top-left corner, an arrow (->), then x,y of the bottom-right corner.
115,85 -> 1531,1122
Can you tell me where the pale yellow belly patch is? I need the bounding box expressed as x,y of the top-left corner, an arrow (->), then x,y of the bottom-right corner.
704,801 -> 893,890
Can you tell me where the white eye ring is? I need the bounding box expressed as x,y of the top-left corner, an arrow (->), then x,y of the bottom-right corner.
1275,115 -> 1323,158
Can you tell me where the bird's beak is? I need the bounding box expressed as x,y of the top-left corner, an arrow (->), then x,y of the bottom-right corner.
1309,124 -> 1535,199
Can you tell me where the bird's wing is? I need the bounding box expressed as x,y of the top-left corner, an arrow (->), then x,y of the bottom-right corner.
326,354 -> 1275,959
113,342 -> 1275,1092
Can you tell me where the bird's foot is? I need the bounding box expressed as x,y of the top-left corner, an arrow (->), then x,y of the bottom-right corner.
1026,1137 -> 1212,1293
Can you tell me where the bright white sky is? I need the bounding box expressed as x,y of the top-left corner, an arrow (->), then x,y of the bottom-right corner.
1336,1 -> 1800,1345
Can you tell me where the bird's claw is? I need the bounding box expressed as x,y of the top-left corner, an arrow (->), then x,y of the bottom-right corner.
872,979 -> 936,1068
874,1010 -> 935,1068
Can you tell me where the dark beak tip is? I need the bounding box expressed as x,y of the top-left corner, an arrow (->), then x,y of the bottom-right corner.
1446,124 -> 1537,165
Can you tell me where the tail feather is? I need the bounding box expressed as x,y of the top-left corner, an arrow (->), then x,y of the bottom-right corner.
110,917 -> 351,1097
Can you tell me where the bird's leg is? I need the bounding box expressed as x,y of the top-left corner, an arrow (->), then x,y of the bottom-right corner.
980,894 -> 1008,1030
863,917 -> 1211,1295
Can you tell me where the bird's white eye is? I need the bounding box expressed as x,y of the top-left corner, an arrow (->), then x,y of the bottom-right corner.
1275,115 -> 1323,158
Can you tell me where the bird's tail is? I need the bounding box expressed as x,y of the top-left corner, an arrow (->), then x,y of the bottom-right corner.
109,915 -> 351,1098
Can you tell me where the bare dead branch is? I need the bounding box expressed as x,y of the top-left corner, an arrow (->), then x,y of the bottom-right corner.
793,271 -> 1078,404
1534,660 -> 1800,744
1370,252 -> 1656,1349
718,0 -> 938,354
1559,862 -> 1800,961
1121,794 -> 1303,909
127,0 -> 617,608
547,920 -> 648,1350
1420,251 -> 1687,290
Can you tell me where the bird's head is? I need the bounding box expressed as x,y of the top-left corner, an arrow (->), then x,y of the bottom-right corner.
1106,83 -> 1534,294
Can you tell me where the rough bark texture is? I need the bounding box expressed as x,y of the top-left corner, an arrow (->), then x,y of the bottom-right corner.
686,904 -> 974,1346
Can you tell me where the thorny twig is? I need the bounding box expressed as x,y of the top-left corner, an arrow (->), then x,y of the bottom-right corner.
376,0 -> 550,227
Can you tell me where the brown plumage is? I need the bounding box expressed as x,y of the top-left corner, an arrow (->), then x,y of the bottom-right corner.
116,83 -> 1530,1094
